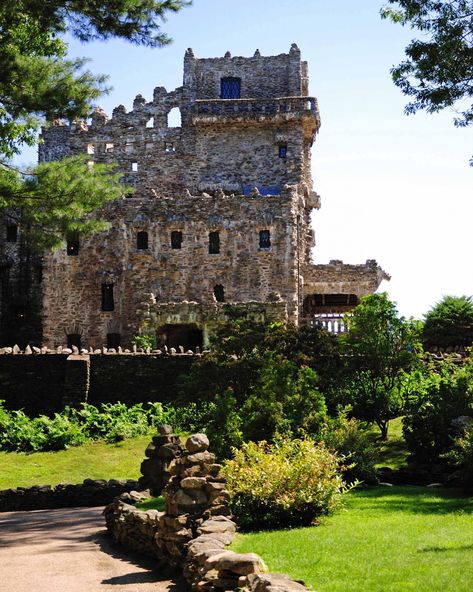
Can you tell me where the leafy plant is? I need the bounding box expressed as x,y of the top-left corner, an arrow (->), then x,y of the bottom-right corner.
131,333 -> 157,350
223,437 -> 346,530
423,295 -> 473,348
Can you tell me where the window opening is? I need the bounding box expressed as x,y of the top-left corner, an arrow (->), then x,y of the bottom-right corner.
214,284 -> 225,302
220,77 -> 241,99
137,231 -> 149,250
208,231 -> 220,254
66,232 -> 79,256
105,142 -> 114,153
259,230 -> 271,249
101,283 -> 114,311
279,145 -> 287,158
131,162 -> 138,172
125,142 -> 134,154
165,142 -> 175,153
67,333 -> 81,349
171,231 -> 182,249
87,144 -> 95,155
146,117 -> 154,128
107,333 -> 121,349
167,107 -> 181,127
6,225 -> 18,242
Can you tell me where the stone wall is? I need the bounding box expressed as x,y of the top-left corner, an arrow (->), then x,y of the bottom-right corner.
0,478 -> 139,512
105,432 -> 310,592
0,348 -> 195,414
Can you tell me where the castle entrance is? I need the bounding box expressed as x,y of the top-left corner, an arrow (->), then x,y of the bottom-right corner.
157,324 -> 203,351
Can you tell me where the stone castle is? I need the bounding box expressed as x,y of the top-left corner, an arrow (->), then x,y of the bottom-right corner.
0,45 -> 389,349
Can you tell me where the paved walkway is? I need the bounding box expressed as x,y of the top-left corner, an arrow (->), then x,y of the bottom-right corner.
0,506 -> 183,592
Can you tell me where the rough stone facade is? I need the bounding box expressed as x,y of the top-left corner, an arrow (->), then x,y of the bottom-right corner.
1,45 -> 388,348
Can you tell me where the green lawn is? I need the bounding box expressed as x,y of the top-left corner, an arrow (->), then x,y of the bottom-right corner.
231,486 -> 473,592
371,416 -> 410,469
0,435 -> 151,489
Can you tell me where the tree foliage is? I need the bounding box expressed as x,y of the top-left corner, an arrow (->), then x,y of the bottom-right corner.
0,157 -> 125,249
423,295 -> 473,348
381,0 -> 473,161
339,293 -> 420,438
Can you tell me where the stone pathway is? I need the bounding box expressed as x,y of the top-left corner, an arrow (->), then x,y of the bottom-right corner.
0,506 -> 183,592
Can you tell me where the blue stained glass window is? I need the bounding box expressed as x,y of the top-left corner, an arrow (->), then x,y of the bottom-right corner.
220,77 -> 241,99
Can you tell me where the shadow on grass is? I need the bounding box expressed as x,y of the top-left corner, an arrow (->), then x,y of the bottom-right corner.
349,485 -> 473,516
419,544 -> 473,553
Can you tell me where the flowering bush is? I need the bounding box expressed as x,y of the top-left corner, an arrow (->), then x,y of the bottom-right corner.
223,437 -> 347,530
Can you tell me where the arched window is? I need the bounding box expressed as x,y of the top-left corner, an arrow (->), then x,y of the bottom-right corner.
107,333 -> 121,349
167,107 -> 181,127
101,283 -> 114,311
209,231 -> 220,254
259,230 -> 271,249
214,284 -> 225,302
137,231 -> 148,250
220,77 -> 241,99
67,333 -> 81,349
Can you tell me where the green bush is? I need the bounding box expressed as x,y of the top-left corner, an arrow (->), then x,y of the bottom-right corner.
320,414 -> 377,484
402,357 -> 473,463
423,295 -> 473,349
223,437 -> 346,530
443,423 -> 473,491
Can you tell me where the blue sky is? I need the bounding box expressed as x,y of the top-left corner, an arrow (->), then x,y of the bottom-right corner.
19,0 -> 472,318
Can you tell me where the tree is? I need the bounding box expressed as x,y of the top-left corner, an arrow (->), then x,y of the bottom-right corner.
381,1 -> 473,160
423,295 -> 473,348
340,292 -> 420,439
0,1 -> 190,244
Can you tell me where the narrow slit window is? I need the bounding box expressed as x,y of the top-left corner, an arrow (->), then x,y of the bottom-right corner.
171,231 -> 182,249
131,162 -> 138,172
208,231 -> 220,254
101,283 -> 114,311
220,77 -> 241,99
107,333 -> 121,349
278,145 -> 287,158
66,232 -> 79,256
214,284 -> 225,302
137,231 -> 148,250
6,225 -> 18,243
67,333 -> 81,350
259,230 -> 271,249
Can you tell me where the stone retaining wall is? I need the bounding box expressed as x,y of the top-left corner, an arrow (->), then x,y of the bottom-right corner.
0,478 -> 139,512
105,431 -> 310,592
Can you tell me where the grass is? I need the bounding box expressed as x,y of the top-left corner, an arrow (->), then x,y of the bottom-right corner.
370,416 -> 410,469
231,485 -> 473,592
136,496 -> 166,512
0,434 -> 152,489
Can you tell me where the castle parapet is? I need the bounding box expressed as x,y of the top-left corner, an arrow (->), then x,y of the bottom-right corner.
190,96 -> 320,127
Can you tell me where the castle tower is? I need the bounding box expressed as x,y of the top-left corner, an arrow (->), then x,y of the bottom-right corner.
35,46 -> 388,349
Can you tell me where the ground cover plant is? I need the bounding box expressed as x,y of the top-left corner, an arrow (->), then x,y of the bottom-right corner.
231,485 -> 473,592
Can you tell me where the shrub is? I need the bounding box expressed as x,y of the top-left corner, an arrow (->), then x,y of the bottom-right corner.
423,295 -> 473,349
223,437 -> 346,530
443,423 -> 473,491
402,357 -> 473,463
320,414 -> 377,484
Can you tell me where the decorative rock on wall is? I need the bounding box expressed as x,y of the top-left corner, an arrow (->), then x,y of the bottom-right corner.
105,432 -> 311,592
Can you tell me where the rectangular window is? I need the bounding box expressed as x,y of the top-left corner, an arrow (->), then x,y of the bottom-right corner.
101,283 -> 114,311
67,333 -> 81,350
6,225 -> 18,243
209,231 -> 220,254
220,77 -> 241,99
279,145 -> 287,158
131,162 -> 138,172
137,231 -> 148,250
66,232 -> 79,256
105,142 -> 114,153
259,230 -> 271,249
171,231 -> 182,249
